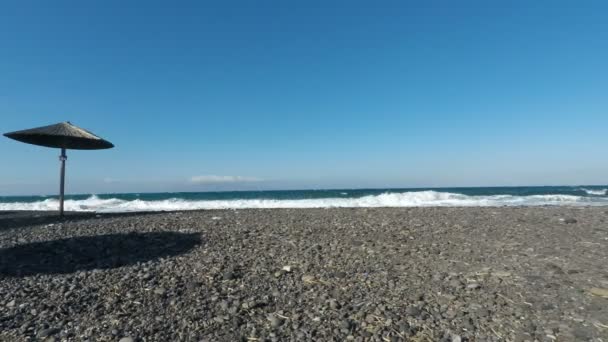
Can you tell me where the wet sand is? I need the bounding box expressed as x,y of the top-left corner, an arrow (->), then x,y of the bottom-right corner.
1,207 -> 607,341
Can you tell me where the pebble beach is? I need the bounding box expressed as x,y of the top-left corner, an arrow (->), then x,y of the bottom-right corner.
1,207 -> 608,341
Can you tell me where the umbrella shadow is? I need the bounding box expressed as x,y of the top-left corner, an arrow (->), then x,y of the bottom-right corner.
0,212 -> 95,232
0,231 -> 202,277
0,211 -> 168,232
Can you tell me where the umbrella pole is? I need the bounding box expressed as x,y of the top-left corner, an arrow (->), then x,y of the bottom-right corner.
59,148 -> 67,217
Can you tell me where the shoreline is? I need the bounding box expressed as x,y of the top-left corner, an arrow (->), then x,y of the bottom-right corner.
1,207 -> 608,340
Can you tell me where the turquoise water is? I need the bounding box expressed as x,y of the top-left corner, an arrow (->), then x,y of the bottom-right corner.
1,185 -> 607,212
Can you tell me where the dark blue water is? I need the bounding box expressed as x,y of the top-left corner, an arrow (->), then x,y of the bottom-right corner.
1,186 -> 607,212
2,185 -> 607,203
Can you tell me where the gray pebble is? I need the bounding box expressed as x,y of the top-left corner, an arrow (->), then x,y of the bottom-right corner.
269,316 -> 282,329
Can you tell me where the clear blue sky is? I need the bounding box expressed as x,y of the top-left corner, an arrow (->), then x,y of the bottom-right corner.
1,1 -> 607,195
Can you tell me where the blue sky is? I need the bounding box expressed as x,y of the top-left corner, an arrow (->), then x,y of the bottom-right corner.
1,1 -> 607,195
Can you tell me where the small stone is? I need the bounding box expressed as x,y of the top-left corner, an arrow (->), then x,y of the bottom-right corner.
335,271 -> 347,278
19,322 -> 31,333
541,303 -> 556,311
220,300 -> 229,310
493,271 -> 512,278
37,328 -> 59,338
572,325 -> 592,340
7,300 -> 15,308
406,306 -> 421,316
282,266 -> 292,272
223,267 -> 236,280
154,287 -> 166,296
449,279 -> 463,289
339,320 -> 351,330
564,218 -> 577,224
269,316 -> 282,329
119,338 -> 135,342
546,263 -> 565,275
467,283 -> 481,290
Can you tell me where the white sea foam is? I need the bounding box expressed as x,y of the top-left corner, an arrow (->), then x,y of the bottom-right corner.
581,188 -> 608,196
1,191 -> 607,213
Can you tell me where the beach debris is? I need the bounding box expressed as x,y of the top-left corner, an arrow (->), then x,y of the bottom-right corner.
589,288 -> 608,298
301,275 -> 316,283
212,216 -> 222,220
281,265 -> 292,272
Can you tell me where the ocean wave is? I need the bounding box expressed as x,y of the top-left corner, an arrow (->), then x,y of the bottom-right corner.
581,188 -> 608,196
0,191 -> 607,213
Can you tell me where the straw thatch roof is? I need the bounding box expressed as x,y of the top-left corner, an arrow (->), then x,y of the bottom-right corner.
4,122 -> 114,150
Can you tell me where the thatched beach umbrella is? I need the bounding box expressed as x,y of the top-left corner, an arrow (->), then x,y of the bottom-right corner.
4,121 -> 114,217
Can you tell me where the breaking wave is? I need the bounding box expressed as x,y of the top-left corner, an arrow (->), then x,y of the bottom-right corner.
1,191 -> 607,213
581,188 -> 608,196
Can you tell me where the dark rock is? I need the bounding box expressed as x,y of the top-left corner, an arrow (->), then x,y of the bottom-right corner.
572,325 -> 592,340
223,266 -> 237,280
406,306 -> 421,317
329,299 -> 340,310
339,320 -> 351,330
545,263 -> 565,275
37,328 -> 59,338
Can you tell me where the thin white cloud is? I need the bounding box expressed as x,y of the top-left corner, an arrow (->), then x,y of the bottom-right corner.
190,175 -> 263,184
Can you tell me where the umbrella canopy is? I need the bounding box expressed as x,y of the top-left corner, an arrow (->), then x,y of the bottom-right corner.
4,121 -> 114,217
4,121 -> 114,150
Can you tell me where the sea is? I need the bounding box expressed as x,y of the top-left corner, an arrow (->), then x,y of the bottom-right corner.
0,185 -> 607,213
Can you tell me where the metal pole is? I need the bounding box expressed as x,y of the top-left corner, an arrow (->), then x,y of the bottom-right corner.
59,148 -> 67,217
